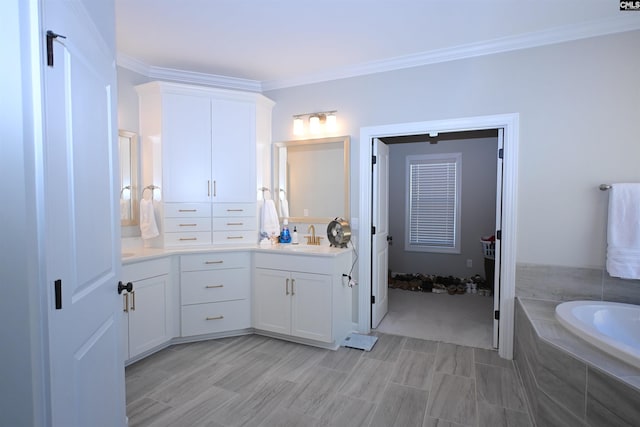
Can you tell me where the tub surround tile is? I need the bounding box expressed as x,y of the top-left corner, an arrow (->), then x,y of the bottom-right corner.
518,297 -> 557,322
586,367 -> 640,427
515,298 -> 640,426
516,263 -> 640,305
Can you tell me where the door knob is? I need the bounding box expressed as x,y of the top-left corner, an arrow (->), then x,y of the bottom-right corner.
117,281 -> 133,295
387,235 -> 393,244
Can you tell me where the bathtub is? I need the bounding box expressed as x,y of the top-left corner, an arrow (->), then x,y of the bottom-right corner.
555,301 -> 640,369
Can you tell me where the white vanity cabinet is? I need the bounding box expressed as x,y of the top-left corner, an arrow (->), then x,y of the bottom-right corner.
180,252 -> 251,337
252,251 -> 353,347
121,258 -> 172,362
136,81 -> 274,247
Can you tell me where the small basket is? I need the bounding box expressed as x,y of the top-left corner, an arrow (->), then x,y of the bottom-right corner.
480,240 -> 495,259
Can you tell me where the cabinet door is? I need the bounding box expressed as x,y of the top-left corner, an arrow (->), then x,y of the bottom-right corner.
163,93 -> 212,202
253,268 -> 291,335
128,274 -> 170,358
291,272 -> 332,343
211,99 -> 255,203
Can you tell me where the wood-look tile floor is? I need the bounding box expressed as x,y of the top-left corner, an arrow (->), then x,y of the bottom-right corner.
126,333 -> 532,427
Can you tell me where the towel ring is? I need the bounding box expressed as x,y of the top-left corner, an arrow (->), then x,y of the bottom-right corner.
142,185 -> 159,200
259,187 -> 271,200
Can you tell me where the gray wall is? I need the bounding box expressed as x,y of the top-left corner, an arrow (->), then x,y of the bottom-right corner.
388,137 -> 497,277
265,31 -> 640,276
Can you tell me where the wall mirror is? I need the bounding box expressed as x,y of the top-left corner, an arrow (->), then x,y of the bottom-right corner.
273,136 -> 350,223
119,130 -> 139,226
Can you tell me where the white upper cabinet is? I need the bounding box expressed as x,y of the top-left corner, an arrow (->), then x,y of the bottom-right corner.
211,98 -> 256,203
136,82 -> 274,247
163,93 -> 212,203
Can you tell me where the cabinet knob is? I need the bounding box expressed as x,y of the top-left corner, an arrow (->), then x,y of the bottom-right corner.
117,281 -> 133,295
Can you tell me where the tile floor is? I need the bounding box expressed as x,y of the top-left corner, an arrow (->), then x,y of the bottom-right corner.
126,333 -> 532,427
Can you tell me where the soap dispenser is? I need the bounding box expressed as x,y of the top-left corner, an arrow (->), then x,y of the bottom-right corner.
280,219 -> 291,243
291,226 -> 299,245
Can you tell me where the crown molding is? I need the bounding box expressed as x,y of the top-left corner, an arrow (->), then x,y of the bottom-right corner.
118,16 -> 640,93
116,53 -> 262,92
262,16 -> 640,91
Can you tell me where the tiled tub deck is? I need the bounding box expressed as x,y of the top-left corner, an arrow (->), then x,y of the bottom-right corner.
514,298 -> 640,426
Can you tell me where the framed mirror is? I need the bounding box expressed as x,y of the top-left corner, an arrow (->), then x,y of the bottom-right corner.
119,130 -> 139,226
273,136 -> 350,223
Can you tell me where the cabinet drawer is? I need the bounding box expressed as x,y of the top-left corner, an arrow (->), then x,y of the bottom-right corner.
181,251 -> 249,272
122,258 -> 170,282
212,230 -> 256,244
181,300 -> 250,336
212,217 -> 255,231
164,202 -> 211,218
164,231 -> 212,247
181,269 -> 249,304
213,203 -> 256,217
165,217 -> 211,232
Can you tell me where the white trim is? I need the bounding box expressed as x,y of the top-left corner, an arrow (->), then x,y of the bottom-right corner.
116,18 -> 640,92
359,113 -> 519,360
117,53 -> 262,93
262,17 -> 640,90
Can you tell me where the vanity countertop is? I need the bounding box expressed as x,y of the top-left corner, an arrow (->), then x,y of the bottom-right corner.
122,243 -> 351,263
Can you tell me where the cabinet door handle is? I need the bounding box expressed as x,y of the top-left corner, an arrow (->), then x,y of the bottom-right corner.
206,315 -> 224,321
178,209 -> 197,212
207,180 -> 211,197
226,209 -> 244,212
205,260 -> 223,265
226,222 -> 243,226
179,237 -> 197,241
123,293 -> 129,313
213,180 -> 217,197
179,223 -> 197,227
285,278 -> 290,295
205,285 -> 224,289
226,236 -> 243,240
291,279 -> 295,296
130,290 -> 135,311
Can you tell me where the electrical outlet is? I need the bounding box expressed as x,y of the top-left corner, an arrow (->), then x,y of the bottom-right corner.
466,259 -> 473,268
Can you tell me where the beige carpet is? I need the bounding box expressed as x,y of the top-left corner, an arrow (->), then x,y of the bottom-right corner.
375,288 -> 495,349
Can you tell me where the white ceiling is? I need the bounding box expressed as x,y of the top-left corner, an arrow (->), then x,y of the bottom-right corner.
115,1 -> 640,90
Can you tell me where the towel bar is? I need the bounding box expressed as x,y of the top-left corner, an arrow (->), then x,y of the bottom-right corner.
142,185 -> 160,199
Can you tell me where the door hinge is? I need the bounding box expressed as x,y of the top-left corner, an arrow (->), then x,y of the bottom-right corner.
496,230 -> 502,240
46,30 -> 67,67
498,148 -> 504,159
372,155 -> 377,165
371,226 -> 376,235
371,295 -> 376,304
494,310 -> 500,320
54,279 -> 62,310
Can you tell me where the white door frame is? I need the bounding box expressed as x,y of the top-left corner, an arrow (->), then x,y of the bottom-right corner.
358,113 -> 519,359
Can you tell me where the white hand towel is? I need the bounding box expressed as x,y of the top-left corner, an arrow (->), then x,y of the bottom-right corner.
140,198 -> 159,240
261,199 -> 280,237
606,183 -> 640,279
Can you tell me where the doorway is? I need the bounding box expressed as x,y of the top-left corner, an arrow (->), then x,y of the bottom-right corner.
373,130 -> 499,349
358,114 -> 519,359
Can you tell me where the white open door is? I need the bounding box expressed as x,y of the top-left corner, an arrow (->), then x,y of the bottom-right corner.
493,128 -> 504,348
371,139 -> 390,328
43,1 -> 125,425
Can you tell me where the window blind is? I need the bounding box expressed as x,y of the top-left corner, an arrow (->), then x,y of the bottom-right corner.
407,154 -> 460,251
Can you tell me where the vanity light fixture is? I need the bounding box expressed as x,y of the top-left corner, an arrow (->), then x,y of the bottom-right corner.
292,111 -> 338,136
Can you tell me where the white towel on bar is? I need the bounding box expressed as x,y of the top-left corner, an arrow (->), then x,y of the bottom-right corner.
261,199 -> 280,237
140,198 -> 159,240
606,183 -> 640,280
